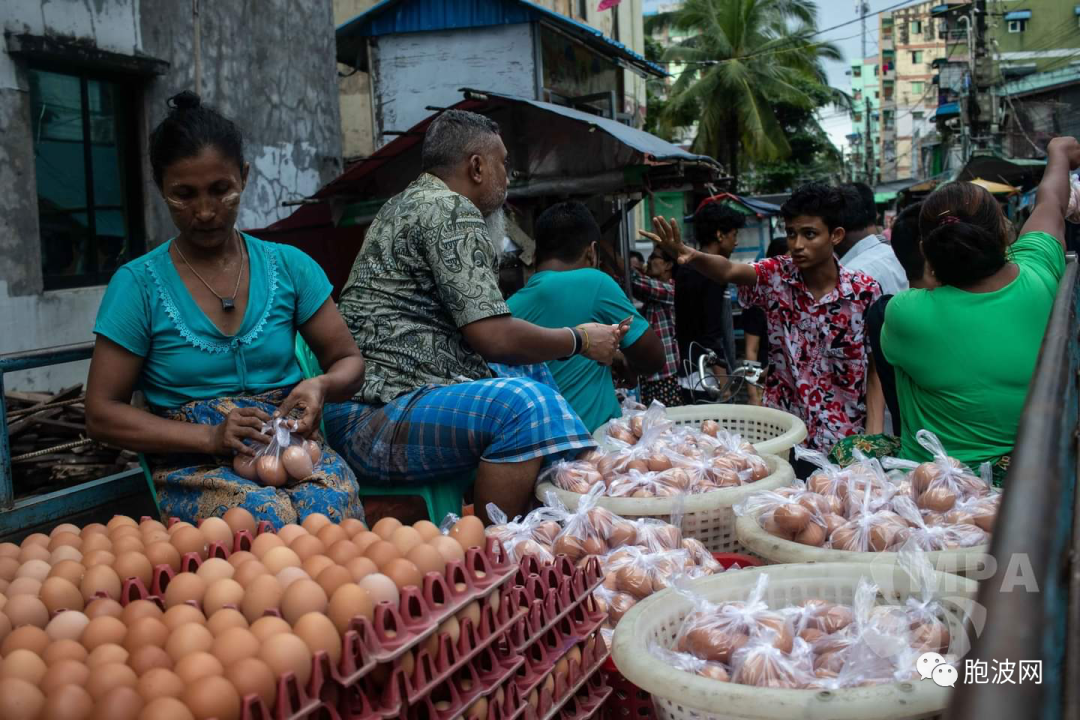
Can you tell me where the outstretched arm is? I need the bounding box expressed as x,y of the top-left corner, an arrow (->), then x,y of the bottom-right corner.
1021,136 -> 1080,247
639,217 -> 758,286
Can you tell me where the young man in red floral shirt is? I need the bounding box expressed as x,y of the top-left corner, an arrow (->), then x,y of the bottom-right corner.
641,183 -> 883,476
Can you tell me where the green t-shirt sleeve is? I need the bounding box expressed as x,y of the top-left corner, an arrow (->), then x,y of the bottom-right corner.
277,243 -> 334,325
592,272 -> 649,347
421,198 -> 510,328
93,265 -> 151,357
880,291 -> 916,370
1009,231 -> 1066,291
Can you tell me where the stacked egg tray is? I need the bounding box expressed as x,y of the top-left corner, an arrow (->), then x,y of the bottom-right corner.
105,520 -> 523,720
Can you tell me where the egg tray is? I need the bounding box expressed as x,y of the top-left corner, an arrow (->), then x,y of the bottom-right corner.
337,584 -> 524,720
402,639 -> 525,720
548,676 -> 612,720
511,625 -> 609,720
505,558 -> 606,657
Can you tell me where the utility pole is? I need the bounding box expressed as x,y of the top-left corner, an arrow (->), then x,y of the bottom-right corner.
865,98 -> 873,184
967,0 -> 989,156
858,0 -> 872,183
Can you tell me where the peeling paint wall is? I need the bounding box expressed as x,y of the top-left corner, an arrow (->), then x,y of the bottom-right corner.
370,24 -> 536,147
335,0 -> 380,161
0,0 -> 342,390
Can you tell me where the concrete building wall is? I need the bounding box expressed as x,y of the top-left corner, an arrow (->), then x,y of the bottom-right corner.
369,24 -> 536,148
0,0 -> 343,390
335,0 -> 380,161
991,0 -> 1080,74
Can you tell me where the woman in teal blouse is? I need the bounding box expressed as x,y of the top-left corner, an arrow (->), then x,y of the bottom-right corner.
86,91 -> 366,527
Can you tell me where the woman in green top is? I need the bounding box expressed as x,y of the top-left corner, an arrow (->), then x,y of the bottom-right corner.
832,136 -> 1079,481
85,91 -> 367,526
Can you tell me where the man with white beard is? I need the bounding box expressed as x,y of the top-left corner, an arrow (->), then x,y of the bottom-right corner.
328,110 -> 624,522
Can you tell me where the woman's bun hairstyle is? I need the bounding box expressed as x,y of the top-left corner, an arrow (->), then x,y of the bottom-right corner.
149,90 -> 244,188
919,182 -> 1008,287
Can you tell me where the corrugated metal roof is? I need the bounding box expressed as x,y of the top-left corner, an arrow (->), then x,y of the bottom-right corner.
337,0 -> 665,77
996,67 -> 1080,98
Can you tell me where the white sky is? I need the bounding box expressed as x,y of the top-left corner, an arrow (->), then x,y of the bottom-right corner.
642,0 -> 907,153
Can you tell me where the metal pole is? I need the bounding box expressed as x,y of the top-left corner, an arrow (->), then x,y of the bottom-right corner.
0,370 -> 11,510
193,0 -> 202,96
618,198 -> 633,299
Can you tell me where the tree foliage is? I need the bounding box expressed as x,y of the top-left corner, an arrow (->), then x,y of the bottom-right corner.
651,0 -> 844,189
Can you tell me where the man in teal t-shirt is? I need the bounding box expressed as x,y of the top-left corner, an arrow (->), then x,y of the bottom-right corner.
508,202 -> 665,432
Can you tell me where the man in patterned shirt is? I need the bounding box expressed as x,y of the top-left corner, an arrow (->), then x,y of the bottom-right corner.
641,183 -> 881,476
630,251 -> 681,406
325,110 -> 625,521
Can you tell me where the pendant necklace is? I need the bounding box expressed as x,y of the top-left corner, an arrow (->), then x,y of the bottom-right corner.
175,230 -> 245,311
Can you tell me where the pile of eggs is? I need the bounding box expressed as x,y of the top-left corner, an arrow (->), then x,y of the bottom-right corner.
232,440 -> 322,488
0,510 -> 490,720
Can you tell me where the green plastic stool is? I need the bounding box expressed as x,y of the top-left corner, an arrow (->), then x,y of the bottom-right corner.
294,335 -> 473,524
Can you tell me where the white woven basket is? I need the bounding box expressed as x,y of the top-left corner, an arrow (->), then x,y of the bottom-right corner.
735,508 -> 993,576
594,405 -> 807,457
612,563 -> 978,720
537,454 -> 794,553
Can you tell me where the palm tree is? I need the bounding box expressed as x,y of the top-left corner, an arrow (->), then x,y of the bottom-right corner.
654,0 -> 844,189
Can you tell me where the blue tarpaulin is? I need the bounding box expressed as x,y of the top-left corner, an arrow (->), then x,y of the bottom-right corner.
1005,10 -> 1031,20
934,101 -> 961,118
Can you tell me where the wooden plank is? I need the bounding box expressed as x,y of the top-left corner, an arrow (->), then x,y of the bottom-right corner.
4,391 -> 52,405
7,408 -> 63,436
29,417 -> 87,434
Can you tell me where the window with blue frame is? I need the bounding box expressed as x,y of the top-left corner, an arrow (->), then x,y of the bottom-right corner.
28,67 -> 144,290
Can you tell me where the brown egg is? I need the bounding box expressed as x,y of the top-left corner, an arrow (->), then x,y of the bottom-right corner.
250,533 -> 284,558
163,572 -> 207,609
364,540 -> 401,568
92,686 -> 144,720
161,604 -> 206,631
0,555 -> 20,581
429,536 -> 466,564
5,594 -> 49,628
206,608 -> 249,635
280,579 -> 328,624
293,611 -> 342,665
7,576 -> 42,596
260,633 -> 312,686
249,615 -> 291,642
371,517 -> 402,540
466,697 -> 488,720
139,697 -> 194,720
203,579 -> 244,616
315,565 -> 353,598
256,456 -> 287,488
226,550 -> 256,568
240,575 -> 283,622
136,668 -> 185,702
223,508 -> 258,537
85,662 -> 138,699
233,560 -> 270,588
288,534 -> 325,561
83,550 -> 117,569
81,615 -> 127,651
108,553 -> 152,589
121,599 -> 163,626
327,584 -> 374,634
87,643 -> 129,668
352,532 -> 381,556
139,519 -> 167,535
43,637 -> 88,664
326,540 -> 359,566
383,558 -> 423,591
41,658 -> 90,693
262,546 -> 302,575
50,545 -> 83,564
85,597 -> 123,619
300,513 -> 331,535
449,516 -> 486,549
81,533 -> 113,553
0,542 -> 18,558
174,651 -> 224,684
80,565 -> 122,603
46,611 -> 91,642
112,536 -> 146,556
107,516 -> 138,532
20,544 -> 51,564
282,445 -> 315,480
144,542 -> 182,574
344,556 -> 378,583
405,544 -> 446,578
225,658 -> 276,709
40,682 -> 93,720
276,566 -> 310,591
2,625 -> 49,655
340,518 -> 367,537
211,626 -> 261,666
313,525 -> 344,550
198,518 -> 233,548
165,622 -> 213,662
273,526 -> 305,547
194,558 -> 234,584
17,558 -> 51,582
357,573 -> 400,607
128,645 -> 173,675
48,532 -> 83,552
412,521 -> 441,541
1,648 -> 47,684
302,555 -> 336,579
0,677 -> 45,720
167,522 -> 194,536
124,617 -> 169,652
388,526 -> 424,556
171,527 -> 208,560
